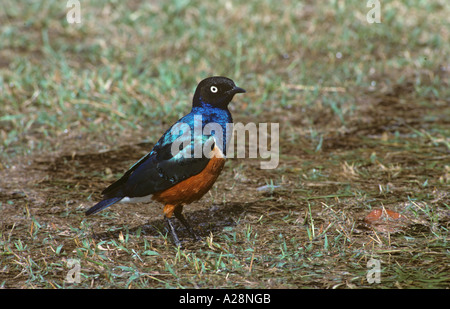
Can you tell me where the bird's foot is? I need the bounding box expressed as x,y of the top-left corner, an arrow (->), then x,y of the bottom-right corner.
164,216 -> 182,247
174,210 -> 202,242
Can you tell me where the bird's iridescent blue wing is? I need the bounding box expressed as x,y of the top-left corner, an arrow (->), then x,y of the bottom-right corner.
101,124 -> 216,199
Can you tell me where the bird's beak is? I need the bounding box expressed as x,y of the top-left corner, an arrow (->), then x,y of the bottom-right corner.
231,86 -> 246,94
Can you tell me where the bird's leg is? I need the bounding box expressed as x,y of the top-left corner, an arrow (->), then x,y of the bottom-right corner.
164,216 -> 181,247
173,206 -> 201,242
163,204 -> 182,247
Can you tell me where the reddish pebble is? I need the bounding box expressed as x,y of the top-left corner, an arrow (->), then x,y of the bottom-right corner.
364,208 -> 401,223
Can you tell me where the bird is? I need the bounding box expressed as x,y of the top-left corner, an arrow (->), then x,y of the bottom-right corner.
85,76 -> 246,246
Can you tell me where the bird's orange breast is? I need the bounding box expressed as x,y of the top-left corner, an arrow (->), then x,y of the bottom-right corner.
152,146 -> 225,216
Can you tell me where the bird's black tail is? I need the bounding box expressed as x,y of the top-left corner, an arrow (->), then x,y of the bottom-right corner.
85,196 -> 123,216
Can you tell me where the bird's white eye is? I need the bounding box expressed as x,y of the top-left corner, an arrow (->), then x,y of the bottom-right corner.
210,86 -> 218,93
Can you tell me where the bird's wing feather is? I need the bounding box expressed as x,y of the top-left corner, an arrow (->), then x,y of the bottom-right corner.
100,151 -> 151,197
102,130 -> 216,199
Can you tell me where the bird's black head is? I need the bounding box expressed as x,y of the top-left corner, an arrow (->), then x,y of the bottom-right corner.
192,76 -> 246,109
